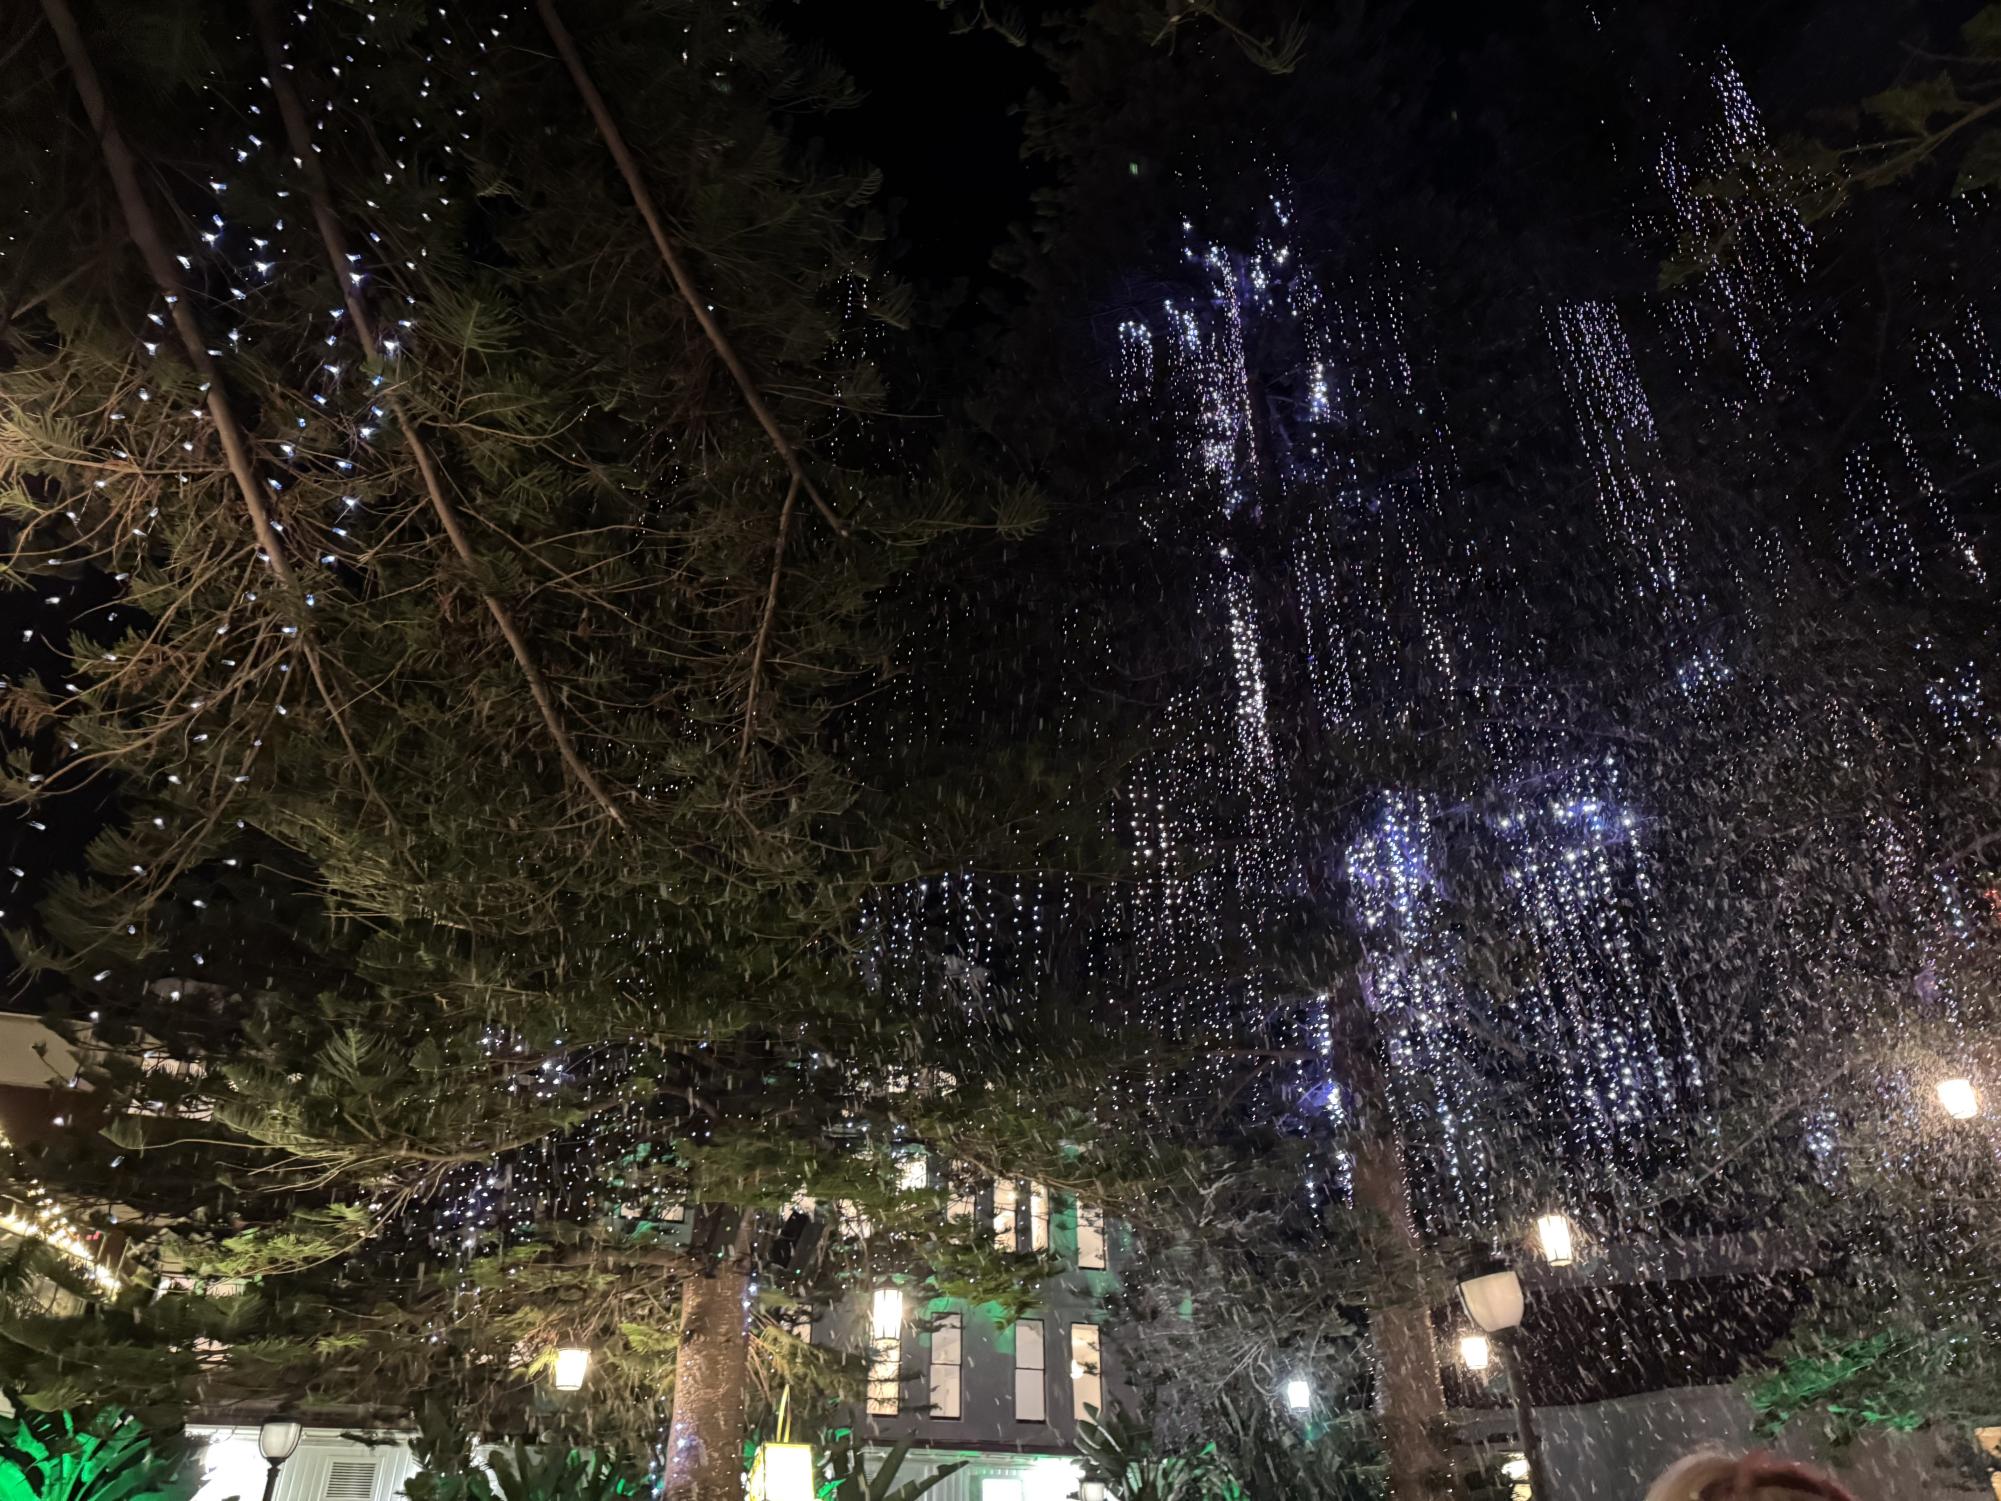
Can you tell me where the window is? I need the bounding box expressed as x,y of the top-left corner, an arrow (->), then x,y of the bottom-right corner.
869,1288 -> 903,1415
1028,1183 -> 1051,1252
899,1153 -> 929,1191
929,1311 -> 963,1419
1070,1324 -> 1102,1423
1014,1317 -> 1046,1422
993,1179 -> 1019,1247
947,1176 -> 976,1223
1075,1203 -> 1107,1270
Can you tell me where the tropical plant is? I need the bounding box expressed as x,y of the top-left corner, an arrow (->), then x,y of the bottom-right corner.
0,1403 -> 201,1501
403,1401 -> 644,1501
1075,1405 -> 1215,1501
817,1432 -> 963,1501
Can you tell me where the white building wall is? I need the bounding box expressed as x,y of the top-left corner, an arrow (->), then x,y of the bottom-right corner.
1531,1385 -> 1970,1500
191,1426 -> 418,1501
871,1448 -> 1082,1501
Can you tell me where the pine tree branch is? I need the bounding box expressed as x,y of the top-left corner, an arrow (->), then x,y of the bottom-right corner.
737,472 -> 800,781
38,0 -> 393,827
533,0 -> 847,538
248,0 -> 626,828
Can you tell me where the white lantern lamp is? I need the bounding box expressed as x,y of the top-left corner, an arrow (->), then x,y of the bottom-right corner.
1938,1078 -> 1980,1120
257,1414 -> 303,1501
1456,1260 -> 1524,1335
258,1416 -> 303,1463
1459,1332 -> 1491,1372
747,1441 -> 815,1501
1284,1377 -> 1311,1413
552,1346 -> 592,1392
1533,1212 -> 1575,1267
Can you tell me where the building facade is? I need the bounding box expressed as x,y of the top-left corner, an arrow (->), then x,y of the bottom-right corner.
810,1174 -> 1129,1501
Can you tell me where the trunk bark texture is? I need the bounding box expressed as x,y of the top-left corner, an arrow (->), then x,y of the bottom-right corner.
1353,1130 -> 1455,1500
1345,991 -> 1456,1501
665,1255 -> 751,1501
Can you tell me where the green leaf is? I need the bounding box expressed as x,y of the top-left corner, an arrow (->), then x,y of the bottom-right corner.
1863,74 -> 1970,136
1964,4 -> 2001,57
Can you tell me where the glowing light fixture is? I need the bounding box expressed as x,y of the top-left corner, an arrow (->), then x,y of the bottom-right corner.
1938,1078 -> 1980,1120
552,1346 -> 591,1391
1284,1378 -> 1311,1412
748,1442 -> 814,1501
868,1288 -> 903,1414
872,1287 -> 904,1340
1460,1332 -> 1491,1372
1533,1212 -> 1575,1267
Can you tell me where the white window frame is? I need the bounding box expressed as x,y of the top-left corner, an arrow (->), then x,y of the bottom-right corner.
868,1288 -> 902,1415
928,1311 -> 963,1419
1014,1317 -> 1046,1423
1075,1202 -> 1107,1270
1070,1323 -> 1102,1423
993,1179 -> 1019,1247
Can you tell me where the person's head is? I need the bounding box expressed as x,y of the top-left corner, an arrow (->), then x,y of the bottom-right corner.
1643,1452 -> 1864,1501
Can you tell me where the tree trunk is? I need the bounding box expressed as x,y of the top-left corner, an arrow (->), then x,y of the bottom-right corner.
665,1258 -> 751,1501
1339,984 -> 1455,1501
1352,1127 -> 1455,1500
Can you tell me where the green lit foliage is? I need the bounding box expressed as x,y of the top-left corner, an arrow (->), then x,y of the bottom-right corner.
406,1401 -> 647,1501
1747,1332 -> 1942,1447
0,1403 -> 200,1501
1198,1392 -> 1381,1501
1075,1405 -> 1216,1501
817,1434 -> 963,1501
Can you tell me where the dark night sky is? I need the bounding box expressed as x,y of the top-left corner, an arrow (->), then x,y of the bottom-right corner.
782,2 -> 1045,293
1,0 -> 1973,991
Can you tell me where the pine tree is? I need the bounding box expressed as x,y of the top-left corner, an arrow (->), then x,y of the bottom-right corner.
0,0 -> 1146,1490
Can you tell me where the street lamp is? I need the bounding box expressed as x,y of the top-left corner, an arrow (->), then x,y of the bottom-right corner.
1938,1078 -> 1980,1120
1459,1332 -> 1491,1373
1284,1377 -> 1311,1413
1456,1260 -> 1546,1501
257,1414 -> 303,1501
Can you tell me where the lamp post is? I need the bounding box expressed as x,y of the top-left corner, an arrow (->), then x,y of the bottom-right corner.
257,1414 -> 303,1501
1457,1259 -> 1547,1501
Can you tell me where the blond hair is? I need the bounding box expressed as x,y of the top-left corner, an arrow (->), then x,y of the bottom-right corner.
1643,1451 -> 1864,1501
